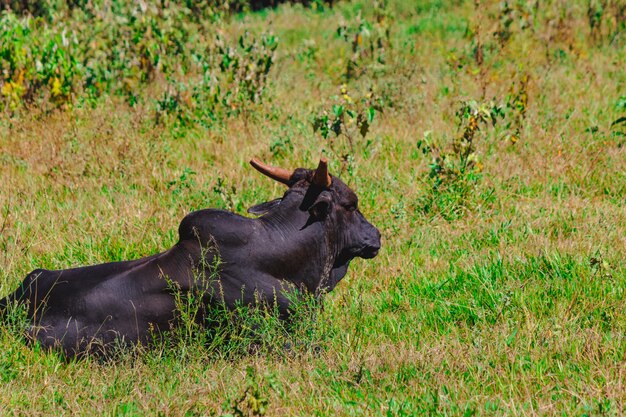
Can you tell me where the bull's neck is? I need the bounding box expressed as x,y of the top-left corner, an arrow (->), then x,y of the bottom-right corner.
257,197 -> 337,294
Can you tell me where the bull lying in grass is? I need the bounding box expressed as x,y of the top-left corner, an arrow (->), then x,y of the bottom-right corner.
0,158 -> 381,356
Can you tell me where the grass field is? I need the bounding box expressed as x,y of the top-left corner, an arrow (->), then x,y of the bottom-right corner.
1,0 -> 625,415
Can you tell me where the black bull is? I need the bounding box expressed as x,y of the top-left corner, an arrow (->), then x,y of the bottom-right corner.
0,159 -> 381,356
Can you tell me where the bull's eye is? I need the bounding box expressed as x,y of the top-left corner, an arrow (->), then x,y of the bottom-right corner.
345,204 -> 357,212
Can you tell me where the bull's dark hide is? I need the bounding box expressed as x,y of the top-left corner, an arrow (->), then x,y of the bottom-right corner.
0,159 -> 380,356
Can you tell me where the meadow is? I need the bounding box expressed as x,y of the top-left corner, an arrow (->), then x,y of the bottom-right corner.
0,0 -> 625,415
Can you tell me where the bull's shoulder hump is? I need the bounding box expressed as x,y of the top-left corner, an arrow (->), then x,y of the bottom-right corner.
178,209 -> 256,243
179,209 -> 250,227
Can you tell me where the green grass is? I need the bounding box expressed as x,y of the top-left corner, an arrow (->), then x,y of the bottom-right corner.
1,0 -> 625,415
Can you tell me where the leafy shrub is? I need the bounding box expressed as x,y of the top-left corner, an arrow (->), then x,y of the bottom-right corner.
154,31 -> 278,127
0,2 -> 278,116
416,100 -> 504,220
0,13 -> 81,110
80,3 -> 199,101
312,84 -> 383,172
337,0 -> 391,80
215,31 -> 278,109
2,0 -> 308,18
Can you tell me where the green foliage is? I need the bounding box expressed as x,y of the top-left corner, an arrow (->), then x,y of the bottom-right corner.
312,84 -> 382,171
0,13 -> 81,110
154,31 -> 278,127
0,2 -> 278,118
337,0 -> 391,79
2,0 -> 243,19
416,100 -> 503,220
216,32 -> 278,106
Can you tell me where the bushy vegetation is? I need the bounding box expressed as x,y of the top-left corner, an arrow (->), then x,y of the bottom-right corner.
0,0 -> 625,415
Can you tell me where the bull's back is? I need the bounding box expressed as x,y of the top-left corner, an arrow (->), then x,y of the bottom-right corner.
11,254 -> 159,309
8,248 -> 190,355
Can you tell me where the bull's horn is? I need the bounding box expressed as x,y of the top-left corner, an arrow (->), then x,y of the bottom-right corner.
311,157 -> 332,188
250,158 -> 293,185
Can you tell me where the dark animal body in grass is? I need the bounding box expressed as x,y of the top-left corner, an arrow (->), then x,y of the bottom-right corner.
0,159 -> 381,357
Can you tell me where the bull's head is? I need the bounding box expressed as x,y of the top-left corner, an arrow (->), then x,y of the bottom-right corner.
249,158 -> 381,292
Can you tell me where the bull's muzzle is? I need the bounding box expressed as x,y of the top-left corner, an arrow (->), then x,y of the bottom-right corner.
360,228 -> 381,259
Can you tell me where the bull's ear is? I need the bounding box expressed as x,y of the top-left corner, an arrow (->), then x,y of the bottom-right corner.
308,192 -> 333,219
247,198 -> 282,215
